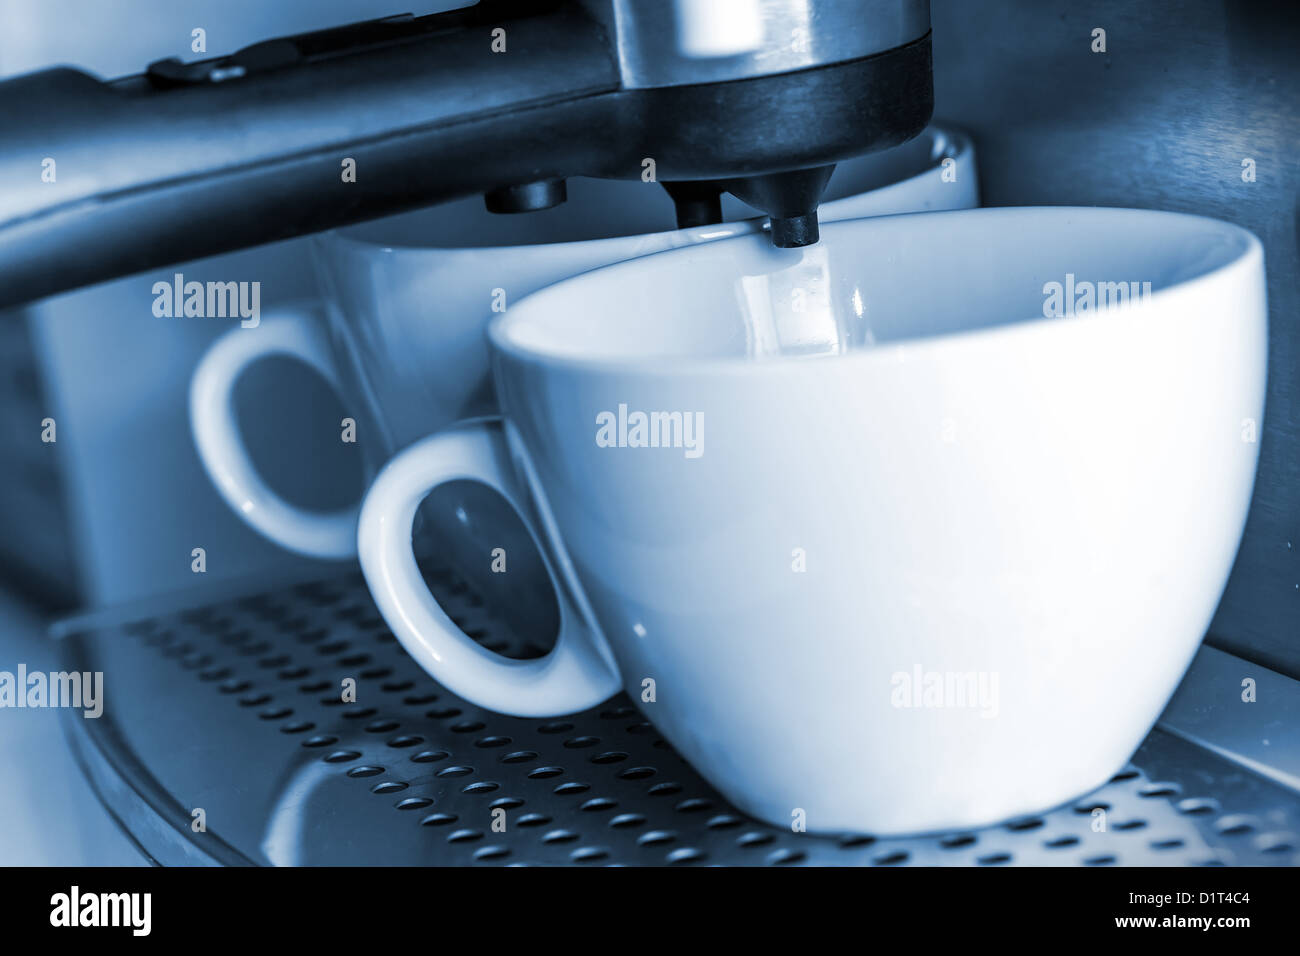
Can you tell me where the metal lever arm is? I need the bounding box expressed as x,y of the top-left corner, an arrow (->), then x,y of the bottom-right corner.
0,4 -> 618,305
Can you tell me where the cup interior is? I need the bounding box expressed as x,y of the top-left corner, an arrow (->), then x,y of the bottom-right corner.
492,207 -> 1257,364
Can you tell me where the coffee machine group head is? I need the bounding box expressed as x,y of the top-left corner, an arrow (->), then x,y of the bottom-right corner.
0,0 -> 933,305
589,0 -> 934,245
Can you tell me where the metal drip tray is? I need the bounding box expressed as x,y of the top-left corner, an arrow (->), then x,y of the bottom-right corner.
57,572 -> 1300,866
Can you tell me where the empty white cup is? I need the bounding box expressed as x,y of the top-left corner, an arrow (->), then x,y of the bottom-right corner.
358,206 -> 1265,834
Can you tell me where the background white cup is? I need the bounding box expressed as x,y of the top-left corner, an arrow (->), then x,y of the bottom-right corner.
189,126 -> 978,555
357,206 -> 1265,834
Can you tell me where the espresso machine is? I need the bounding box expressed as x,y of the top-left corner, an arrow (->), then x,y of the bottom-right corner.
0,0 -> 1297,870
0,0 -> 934,306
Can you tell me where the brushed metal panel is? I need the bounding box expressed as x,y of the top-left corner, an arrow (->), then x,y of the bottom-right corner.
931,0 -> 1299,674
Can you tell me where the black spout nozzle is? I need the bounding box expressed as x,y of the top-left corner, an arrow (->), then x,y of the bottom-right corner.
660,180 -> 724,229
724,164 -> 836,248
769,213 -> 820,247
485,178 -> 567,214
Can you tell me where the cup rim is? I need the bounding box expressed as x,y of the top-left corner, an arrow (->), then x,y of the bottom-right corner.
314,123 -> 973,257
486,205 -> 1263,377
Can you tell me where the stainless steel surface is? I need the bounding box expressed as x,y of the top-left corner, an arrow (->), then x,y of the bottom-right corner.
1159,645 -> 1300,793
0,311 -> 77,605
0,587 -> 141,865
57,572 -> 1300,866
930,0 -> 1300,676
590,0 -> 931,87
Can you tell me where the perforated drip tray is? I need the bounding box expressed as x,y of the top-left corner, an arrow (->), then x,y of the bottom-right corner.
56,571 -> 1300,866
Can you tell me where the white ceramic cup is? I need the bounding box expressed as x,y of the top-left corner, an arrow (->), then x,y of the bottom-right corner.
189,126 -> 977,559
357,206 -> 1265,834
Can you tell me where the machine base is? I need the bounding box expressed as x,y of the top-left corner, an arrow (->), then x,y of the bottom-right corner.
56,571 -> 1300,866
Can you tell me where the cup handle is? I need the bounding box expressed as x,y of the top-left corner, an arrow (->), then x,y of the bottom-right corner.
358,418 -> 621,716
190,311 -> 358,559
